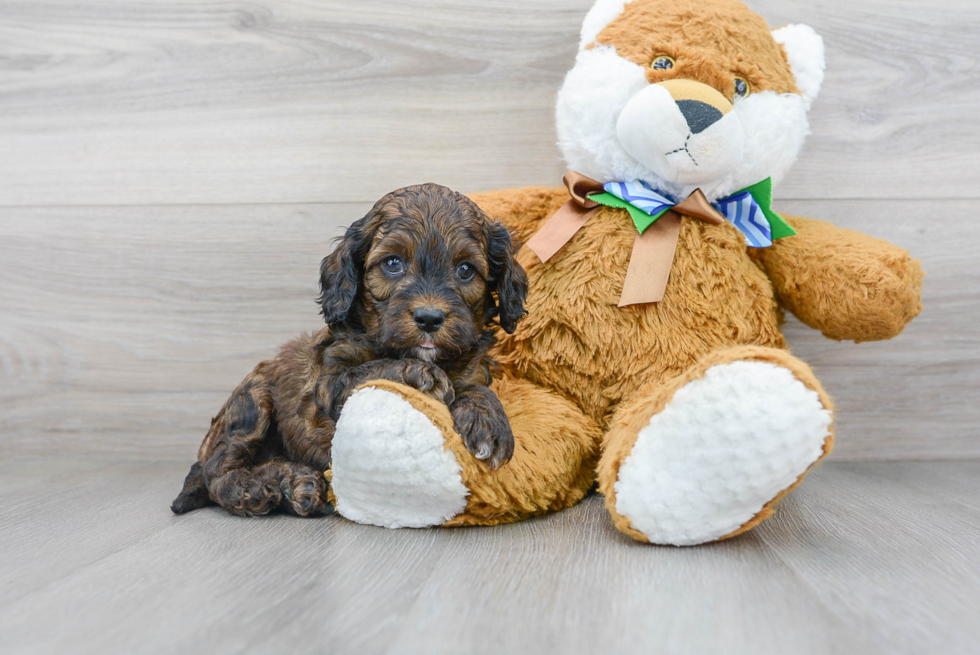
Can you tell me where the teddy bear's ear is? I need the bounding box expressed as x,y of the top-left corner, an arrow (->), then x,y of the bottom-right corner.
772,24 -> 825,108
579,0 -> 632,50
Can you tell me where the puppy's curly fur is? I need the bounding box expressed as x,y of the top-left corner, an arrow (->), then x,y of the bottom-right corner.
171,183 -> 528,517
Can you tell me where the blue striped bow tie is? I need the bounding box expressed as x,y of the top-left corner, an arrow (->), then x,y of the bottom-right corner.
596,177 -> 796,247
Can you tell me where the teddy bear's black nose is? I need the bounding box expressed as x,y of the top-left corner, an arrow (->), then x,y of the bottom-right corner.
413,307 -> 445,333
676,100 -> 724,134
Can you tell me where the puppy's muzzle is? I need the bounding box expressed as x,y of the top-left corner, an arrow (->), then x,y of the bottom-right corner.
616,78 -> 744,186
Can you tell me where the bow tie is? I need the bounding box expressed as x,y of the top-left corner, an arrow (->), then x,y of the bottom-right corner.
526,173 -> 796,306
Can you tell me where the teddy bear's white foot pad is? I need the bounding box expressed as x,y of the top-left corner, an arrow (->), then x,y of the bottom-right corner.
614,361 -> 831,546
331,387 -> 469,528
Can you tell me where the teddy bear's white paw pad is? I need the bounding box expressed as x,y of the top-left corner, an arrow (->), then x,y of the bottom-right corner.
614,361 -> 831,546
332,387 -> 469,528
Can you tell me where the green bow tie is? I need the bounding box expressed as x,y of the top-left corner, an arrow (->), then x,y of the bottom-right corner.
588,177 -> 796,247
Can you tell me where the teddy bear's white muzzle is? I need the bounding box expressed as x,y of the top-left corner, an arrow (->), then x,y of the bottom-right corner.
616,83 -> 744,186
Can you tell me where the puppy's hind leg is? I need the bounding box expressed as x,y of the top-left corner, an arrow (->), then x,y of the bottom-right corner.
171,461 -> 209,514
174,364 -> 283,517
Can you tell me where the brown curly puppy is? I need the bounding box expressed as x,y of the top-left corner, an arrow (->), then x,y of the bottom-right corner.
171,183 -> 528,517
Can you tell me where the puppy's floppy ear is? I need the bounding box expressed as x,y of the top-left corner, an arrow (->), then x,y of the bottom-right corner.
318,212 -> 375,325
484,219 -> 528,334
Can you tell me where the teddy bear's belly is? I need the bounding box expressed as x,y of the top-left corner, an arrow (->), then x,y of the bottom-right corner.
494,210 -> 786,426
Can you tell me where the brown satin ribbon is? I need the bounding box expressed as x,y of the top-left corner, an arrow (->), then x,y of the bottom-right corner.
525,172 -> 726,306
525,172 -> 604,263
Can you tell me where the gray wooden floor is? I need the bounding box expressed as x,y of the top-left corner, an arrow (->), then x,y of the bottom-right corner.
2,1 -> 979,653
0,459 -> 978,655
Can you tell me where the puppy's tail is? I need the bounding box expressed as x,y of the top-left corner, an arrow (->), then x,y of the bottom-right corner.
171,461 -> 211,514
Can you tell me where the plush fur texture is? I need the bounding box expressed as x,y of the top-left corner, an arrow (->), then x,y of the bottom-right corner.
475,188 -> 788,427
751,216 -> 923,342
329,377 -> 600,527
772,24 -> 825,108
464,0 -> 918,544
579,0 -> 636,50
331,385 -> 470,528
557,0 -> 815,200
597,345 -> 836,543
324,0 -> 923,546
610,355 -> 832,545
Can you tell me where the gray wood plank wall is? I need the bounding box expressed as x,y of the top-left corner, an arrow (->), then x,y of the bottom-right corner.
1,0 -> 978,460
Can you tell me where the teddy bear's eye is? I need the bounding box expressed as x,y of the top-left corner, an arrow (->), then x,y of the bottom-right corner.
734,77 -> 750,98
651,56 -> 675,70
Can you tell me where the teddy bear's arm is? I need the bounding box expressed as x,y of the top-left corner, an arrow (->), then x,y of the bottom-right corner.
750,214 -> 924,342
468,187 -> 569,245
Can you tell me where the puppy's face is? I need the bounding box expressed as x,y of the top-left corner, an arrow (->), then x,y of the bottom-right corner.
360,197 -> 494,362
318,184 -> 527,361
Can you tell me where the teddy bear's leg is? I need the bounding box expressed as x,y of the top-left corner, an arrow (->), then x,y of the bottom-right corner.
328,377 -> 600,528
598,346 -> 834,546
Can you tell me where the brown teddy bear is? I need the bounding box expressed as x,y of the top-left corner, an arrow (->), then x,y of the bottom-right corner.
326,0 -> 923,545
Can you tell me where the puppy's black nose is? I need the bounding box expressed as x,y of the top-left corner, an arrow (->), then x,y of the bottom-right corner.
413,308 -> 445,333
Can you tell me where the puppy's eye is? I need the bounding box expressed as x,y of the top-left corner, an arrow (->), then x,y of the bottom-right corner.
381,256 -> 404,276
455,262 -> 475,281
651,56 -> 675,70
734,77 -> 750,99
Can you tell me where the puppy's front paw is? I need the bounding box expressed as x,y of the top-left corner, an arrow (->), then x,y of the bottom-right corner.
452,403 -> 514,469
215,471 -> 282,517
281,470 -> 331,517
401,361 -> 455,405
